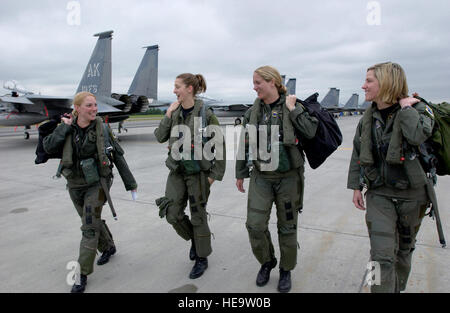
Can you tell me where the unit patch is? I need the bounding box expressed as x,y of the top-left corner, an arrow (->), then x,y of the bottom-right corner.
424,105 -> 435,119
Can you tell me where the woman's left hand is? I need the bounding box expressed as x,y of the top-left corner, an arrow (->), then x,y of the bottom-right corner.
399,96 -> 420,109
208,177 -> 215,185
286,95 -> 297,112
131,189 -> 138,201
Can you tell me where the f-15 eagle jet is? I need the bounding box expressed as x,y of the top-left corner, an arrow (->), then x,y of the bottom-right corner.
0,30 -> 160,139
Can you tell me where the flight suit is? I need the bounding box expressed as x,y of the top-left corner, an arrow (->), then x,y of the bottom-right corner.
154,100 -> 226,258
347,102 -> 434,292
44,117 -> 137,275
235,94 -> 318,271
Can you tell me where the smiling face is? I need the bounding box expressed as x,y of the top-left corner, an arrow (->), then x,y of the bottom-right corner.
253,72 -> 277,102
362,70 -> 380,102
76,95 -> 97,122
173,78 -> 193,104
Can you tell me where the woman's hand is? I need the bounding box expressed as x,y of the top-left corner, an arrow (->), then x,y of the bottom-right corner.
353,190 -> 366,211
61,113 -> 73,125
131,189 -> 138,201
236,178 -> 245,193
286,95 -> 297,112
166,101 -> 181,118
208,177 -> 215,185
399,96 -> 420,109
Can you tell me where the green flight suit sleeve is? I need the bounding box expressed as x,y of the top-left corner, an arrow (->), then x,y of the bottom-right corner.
154,115 -> 172,143
347,118 -> 363,190
398,103 -> 434,146
43,122 -> 72,154
289,104 -> 319,140
207,110 -> 226,181
235,108 -> 252,179
110,136 -> 138,191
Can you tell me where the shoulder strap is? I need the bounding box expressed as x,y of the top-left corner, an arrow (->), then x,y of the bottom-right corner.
199,101 -> 208,128
102,123 -> 115,159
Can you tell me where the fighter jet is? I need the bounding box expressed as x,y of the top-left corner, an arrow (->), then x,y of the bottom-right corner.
340,93 -> 365,115
319,87 -> 342,118
0,31 -> 123,138
360,100 -> 371,110
0,31 -> 161,138
109,44 -> 161,132
286,78 -> 296,96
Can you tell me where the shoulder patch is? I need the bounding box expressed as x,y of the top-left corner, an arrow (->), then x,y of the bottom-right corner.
424,105 -> 435,119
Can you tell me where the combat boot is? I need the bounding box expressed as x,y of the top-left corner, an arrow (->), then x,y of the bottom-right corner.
189,257 -> 208,279
256,258 -> 277,287
189,240 -> 197,261
277,268 -> 291,293
70,274 -> 87,293
97,246 -> 116,266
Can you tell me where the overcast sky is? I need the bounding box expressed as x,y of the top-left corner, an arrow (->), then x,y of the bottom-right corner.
1,0 -> 449,104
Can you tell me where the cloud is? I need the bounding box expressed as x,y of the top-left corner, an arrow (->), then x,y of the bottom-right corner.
1,0 -> 449,103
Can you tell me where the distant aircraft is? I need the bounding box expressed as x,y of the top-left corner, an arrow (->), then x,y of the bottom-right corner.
110,44 -> 161,132
286,78 -> 296,96
340,93 -> 364,115
360,100 -> 371,110
208,76 -> 297,124
0,30 -> 160,138
343,93 -> 359,111
207,83 -> 365,123
320,87 -> 342,117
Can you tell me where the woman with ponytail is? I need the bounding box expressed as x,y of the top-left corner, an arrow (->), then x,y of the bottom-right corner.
154,73 -> 226,279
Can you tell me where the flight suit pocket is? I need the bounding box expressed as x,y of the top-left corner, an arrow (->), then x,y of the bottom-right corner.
80,158 -> 100,184
87,132 -> 96,143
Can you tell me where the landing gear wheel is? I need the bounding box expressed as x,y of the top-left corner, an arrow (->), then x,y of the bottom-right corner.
24,132 -> 30,140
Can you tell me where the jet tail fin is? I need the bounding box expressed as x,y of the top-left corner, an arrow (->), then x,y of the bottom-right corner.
321,87 -> 340,108
286,78 -> 296,95
76,30 -> 113,97
344,93 -> 359,109
128,45 -> 159,100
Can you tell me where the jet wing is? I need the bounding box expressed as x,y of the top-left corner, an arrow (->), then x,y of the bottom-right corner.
0,94 -> 74,107
209,102 -> 251,111
26,95 -> 73,102
0,96 -> 34,105
4,94 -> 122,113
97,101 -> 122,113
148,99 -> 171,107
96,95 -> 124,113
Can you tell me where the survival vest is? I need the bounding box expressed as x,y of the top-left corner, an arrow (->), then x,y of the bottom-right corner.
166,101 -> 216,174
296,93 -> 343,169
247,95 -> 298,173
36,118 -> 114,175
415,96 -> 450,176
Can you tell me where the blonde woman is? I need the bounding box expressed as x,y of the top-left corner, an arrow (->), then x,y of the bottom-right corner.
44,92 -> 137,293
235,66 -> 318,292
347,62 -> 434,292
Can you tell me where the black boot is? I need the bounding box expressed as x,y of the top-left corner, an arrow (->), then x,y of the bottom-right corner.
97,246 -> 116,266
189,257 -> 208,279
256,258 -> 277,287
189,240 -> 197,261
278,269 -> 291,293
70,274 -> 87,293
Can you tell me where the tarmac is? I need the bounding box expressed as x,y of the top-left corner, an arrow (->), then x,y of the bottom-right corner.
0,115 -> 449,293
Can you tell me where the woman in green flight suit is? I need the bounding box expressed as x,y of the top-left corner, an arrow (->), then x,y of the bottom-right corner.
347,62 -> 435,292
154,73 -> 226,280
235,66 -> 318,293
44,92 -> 137,293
